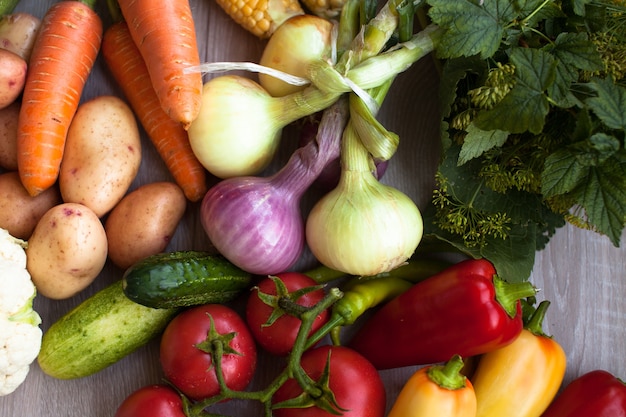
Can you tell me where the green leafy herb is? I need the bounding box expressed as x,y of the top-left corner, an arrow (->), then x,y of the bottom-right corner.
423,0 -> 626,282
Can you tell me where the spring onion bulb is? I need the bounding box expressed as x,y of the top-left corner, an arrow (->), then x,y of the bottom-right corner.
187,75 -> 338,179
258,14 -> 335,97
305,121 -> 423,276
200,98 -> 350,275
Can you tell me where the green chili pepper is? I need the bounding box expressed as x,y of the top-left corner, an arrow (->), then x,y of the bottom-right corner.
305,257 -> 451,347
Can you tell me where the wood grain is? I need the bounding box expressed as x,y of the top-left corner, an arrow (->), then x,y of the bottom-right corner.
2,0 -> 625,415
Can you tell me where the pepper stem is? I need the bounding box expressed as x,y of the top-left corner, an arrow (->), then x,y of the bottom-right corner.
524,300 -> 551,337
427,355 -> 468,390
493,274 -> 537,318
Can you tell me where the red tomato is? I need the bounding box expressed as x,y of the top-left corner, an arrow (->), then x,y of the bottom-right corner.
114,385 -> 185,417
272,345 -> 386,417
246,272 -> 329,356
160,304 -> 257,401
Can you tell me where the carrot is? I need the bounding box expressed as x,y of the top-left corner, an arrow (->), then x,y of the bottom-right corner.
117,0 -> 203,129
17,0 -> 102,197
102,21 -> 208,202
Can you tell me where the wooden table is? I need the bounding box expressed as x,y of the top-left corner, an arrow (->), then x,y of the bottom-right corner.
2,0 -> 625,415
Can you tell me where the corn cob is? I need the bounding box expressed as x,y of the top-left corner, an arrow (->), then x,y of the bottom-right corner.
215,0 -> 304,38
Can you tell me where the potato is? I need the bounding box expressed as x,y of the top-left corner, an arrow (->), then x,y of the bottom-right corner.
0,101 -> 19,170
0,12 -> 41,61
0,48 -> 26,109
59,95 -> 142,218
105,182 -> 186,270
0,171 -> 61,239
27,203 -> 108,300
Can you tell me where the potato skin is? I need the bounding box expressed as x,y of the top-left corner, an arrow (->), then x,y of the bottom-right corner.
0,171 -> 61,239
104,182 -> 187,270
27,203 -> 108,300
59,95 -> 142,218
0,101 -> 19,170
0,48 -> 26,109
0,12 -> 41,61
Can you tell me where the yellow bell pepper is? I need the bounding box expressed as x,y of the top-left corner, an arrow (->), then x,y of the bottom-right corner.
388,355 -> 477,417
471,300 -> 566,417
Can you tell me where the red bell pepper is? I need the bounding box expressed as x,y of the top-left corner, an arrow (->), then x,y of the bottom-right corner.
348,258 -> 536,370
540,369 -> 626,417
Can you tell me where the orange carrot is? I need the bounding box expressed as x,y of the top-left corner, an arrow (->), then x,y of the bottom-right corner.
117,0 -> 203,129
102,21 -> 208,202
17,0 -> 102,197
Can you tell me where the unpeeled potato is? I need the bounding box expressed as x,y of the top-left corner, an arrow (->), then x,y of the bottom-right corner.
27,203 -> 108,300
59,95 -> 142,218
104,182 -> 187,270
0,101 -> 19,170
0,48 -> 27,109
0,12 -> 41,61
0,171 -> 61,239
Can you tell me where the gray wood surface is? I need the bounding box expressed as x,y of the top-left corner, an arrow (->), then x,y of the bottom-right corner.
2,0 -> 625,416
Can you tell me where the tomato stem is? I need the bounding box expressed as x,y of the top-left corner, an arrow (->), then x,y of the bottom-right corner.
187,287 -> 344,417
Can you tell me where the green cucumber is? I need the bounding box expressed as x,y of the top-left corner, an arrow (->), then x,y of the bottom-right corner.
37,280 -> 177,380
122,251 -> 252,309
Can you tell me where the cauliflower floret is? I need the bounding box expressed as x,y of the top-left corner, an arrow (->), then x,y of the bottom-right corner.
1,228 -> 42,396
0,228 -> 27,268
0,317 -> 42,396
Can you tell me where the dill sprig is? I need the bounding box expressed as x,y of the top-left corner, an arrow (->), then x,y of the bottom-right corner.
423,0 -> 626,282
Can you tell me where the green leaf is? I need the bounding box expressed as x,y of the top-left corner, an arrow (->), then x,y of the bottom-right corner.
427,0 -> 517,59
586,78 -> 626,131
575,133 -> 620,165
542,149 -> 589,197
475,48 -> 556,133
549,32 -> 604,72
576,156 -> 626,246
546,63 -> 582,108
437,56 -> 489,151
519,0 -> 564,26
458,124 -> 509,165
421,221 -> 538,283
439,56 -> 488,118
543,33 -> 602,108
571,0 -> 592,16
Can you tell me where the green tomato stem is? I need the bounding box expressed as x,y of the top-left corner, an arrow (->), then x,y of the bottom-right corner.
188,288 -> 344,416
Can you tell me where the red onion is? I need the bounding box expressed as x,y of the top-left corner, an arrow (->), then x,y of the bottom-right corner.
200,98 -> 349,275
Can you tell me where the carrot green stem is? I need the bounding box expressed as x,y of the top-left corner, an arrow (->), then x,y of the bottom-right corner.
77,0 -> 98,11
106,0 -> 123,22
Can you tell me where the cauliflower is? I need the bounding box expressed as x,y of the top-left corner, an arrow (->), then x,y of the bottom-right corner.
0,227 -> 42,396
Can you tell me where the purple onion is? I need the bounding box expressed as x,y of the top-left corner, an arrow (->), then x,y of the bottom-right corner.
200,98 -> 349,275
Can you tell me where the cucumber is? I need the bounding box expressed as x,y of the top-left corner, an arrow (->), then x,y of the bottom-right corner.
37,280 -> 177,380
122,251 -> 252,309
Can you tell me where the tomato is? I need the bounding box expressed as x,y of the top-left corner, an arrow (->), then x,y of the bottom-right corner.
114,385 -> 185,417
246,272 -> 329,356
159,304 -> 257,401
272,345 -> 386,417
